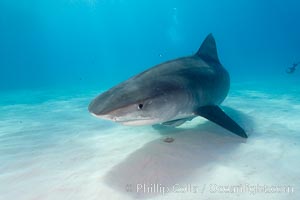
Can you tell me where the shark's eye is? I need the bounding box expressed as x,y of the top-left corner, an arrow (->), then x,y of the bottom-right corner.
138,104 -> 144,110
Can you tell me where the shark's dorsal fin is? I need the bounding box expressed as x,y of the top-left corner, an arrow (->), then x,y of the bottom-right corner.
196,33 -> 220,64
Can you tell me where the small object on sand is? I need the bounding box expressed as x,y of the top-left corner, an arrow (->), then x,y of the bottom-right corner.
163,137 -> 175,143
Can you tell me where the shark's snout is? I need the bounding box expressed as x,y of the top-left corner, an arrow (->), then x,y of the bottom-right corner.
89,101 -> 116,121
88,87 -> 130,117
88,94 -> 130,122
88,96 -> 109,116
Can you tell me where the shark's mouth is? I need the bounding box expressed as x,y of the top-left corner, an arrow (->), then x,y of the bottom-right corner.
90,113 -> 159,126
119,119 -> 159,126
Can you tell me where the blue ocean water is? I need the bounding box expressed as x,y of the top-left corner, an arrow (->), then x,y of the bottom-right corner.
1,1 -> 300,200
1,0 -> 300,90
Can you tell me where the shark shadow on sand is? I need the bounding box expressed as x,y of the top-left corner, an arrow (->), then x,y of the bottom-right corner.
104,107 -> 254,199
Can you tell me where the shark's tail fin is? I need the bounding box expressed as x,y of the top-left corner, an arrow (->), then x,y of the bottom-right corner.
196,33 -> 220,64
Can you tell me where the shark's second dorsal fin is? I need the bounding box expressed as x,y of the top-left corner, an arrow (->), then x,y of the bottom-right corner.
196,33 -> 220,64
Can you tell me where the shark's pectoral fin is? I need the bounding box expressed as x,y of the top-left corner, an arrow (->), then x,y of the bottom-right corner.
195,105 -> 248,138
162,117 -> 194,127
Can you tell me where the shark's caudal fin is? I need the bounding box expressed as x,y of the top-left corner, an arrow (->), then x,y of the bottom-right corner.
195,105 -> 248,138
196,33 -> 220,64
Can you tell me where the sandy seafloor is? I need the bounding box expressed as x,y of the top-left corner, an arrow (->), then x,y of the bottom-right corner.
0,81 -> 300,200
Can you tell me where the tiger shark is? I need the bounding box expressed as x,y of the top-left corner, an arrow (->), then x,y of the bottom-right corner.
88,34 -> 248,138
